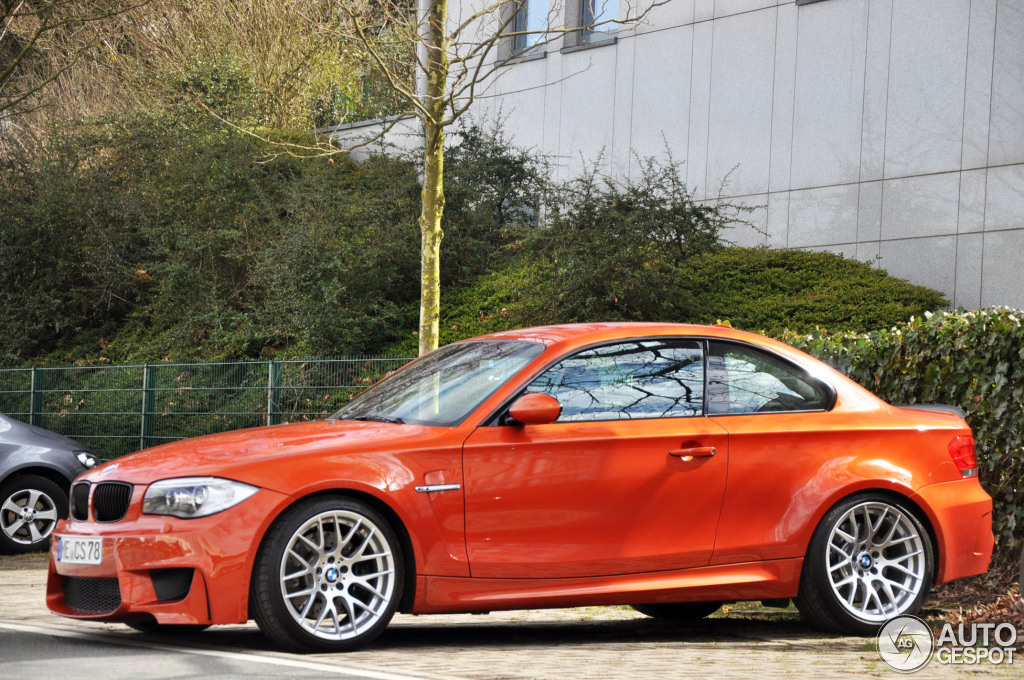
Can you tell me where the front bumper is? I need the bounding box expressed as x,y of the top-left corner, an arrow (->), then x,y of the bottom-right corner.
47,488 -> 291,625
911,478 -> 993,583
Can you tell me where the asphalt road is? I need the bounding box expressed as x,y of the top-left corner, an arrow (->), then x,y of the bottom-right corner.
2,559 -> 1020,679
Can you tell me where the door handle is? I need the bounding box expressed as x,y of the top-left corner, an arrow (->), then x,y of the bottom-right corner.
669,446 -> 717,462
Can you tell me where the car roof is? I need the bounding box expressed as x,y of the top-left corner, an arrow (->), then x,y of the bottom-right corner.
465,322 -> 759,347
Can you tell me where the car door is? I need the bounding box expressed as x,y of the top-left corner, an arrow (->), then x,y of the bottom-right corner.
703,339 -> 843,565
462,338 -> 730,579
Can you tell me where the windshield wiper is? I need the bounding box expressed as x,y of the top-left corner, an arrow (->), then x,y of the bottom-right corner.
350,415 -> 405,424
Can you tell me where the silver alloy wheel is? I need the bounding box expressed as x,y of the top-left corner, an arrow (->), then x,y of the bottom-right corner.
826,501 -> 927,623
1,487 -> 59,545
278,509 -> 397,641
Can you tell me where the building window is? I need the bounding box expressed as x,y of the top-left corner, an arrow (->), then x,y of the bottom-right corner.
580,0 -> 619,35
563,0 -> 618,50
513,0 -> 549,52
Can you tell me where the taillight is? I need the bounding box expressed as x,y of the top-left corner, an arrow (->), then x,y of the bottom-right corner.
948,435 -> 978,478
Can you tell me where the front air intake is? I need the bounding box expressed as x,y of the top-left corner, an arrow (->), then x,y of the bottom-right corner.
64,576 -> 121,614
93,482 -> 133,522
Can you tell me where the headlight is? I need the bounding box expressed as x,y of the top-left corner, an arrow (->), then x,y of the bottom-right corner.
142,477 -> 258,519
75,451 -> 98,469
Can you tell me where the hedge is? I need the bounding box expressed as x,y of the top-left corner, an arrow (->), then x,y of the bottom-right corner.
784,307 -> 1024,563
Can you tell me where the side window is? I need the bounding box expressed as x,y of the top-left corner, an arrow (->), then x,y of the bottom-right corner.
526,339 -> 703,422
707,341 -> 831,415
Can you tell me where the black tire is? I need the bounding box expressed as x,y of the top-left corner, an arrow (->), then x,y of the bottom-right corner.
126,619 -> 210,635
631,601 -> 723,620
0,475 -> 68,554
795,493 -> 934,635
250,496 -> 404,652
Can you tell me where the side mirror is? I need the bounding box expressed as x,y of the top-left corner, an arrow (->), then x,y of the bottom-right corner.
507,393 -> 562,426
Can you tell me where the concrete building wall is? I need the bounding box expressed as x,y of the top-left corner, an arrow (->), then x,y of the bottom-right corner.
467,0 -> 1024,309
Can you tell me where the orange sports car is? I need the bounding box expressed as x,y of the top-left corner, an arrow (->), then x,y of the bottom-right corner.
47,323 -> 993,651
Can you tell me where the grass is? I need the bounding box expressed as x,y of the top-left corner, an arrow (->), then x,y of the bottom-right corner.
0,552 -> 49,570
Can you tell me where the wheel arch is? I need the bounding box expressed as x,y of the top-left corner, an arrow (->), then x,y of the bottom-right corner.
246,487 -> 418,617
0,465 -> 75,492
801,487 -> 940,587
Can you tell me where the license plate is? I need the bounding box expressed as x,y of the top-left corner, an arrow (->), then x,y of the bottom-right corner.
58,536 -> 103,565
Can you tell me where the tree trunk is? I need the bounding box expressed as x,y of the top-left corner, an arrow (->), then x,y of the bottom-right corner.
418,120 -> 444,356
417,0 -> 448,356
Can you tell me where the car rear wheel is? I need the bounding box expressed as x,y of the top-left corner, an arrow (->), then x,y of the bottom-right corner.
796,494 -> 933,635
631,601 -> 723,620
0,475 -> 68,554
251,496 -> 404,652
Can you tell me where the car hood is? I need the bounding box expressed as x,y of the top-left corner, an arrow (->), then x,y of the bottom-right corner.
0,413 -> 88,452
87,419 -> 440,486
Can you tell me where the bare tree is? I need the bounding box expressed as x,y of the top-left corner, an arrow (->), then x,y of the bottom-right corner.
336,0 -> 668,355
0,1 -> 149,123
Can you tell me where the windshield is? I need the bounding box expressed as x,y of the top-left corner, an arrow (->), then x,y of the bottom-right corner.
331,340 -> 545,427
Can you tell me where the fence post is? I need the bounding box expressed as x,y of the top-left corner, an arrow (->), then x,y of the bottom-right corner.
267,360 -> 282,426
140,364 -> 156,451
29,367 -> 43,427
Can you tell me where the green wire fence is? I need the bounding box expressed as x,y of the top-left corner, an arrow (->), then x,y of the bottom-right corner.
0,356 -> 413,460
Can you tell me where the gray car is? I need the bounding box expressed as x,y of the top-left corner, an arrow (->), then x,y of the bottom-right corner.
0,413 -> 98,553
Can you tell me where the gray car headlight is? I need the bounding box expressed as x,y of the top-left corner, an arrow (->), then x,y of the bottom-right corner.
142,477 -> 258,518
75,451 -> 98,469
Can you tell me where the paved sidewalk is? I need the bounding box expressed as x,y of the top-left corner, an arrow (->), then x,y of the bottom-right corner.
1,566 -> 1016,679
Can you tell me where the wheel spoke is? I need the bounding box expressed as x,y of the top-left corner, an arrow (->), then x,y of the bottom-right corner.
312,597 -> 331,632
35,508 -> 58,522
869,508 -> 888,543
299,591 -> 319,619
2,517 -> 25,537
351,579 -> 387,602
887,581 -> 918,594
341,518 -> 364,550
886,534 -> 917,547
880,511 -> 903,546
892,549 -> 923,563
329,603 -> 343,635
859,506 -> 872,541
340,594 -> 359,634
830,543 -> 851,559
882,558 -> 915,576
297,533 -> 320,552
353,528 -> 376,558
846,580 -> 858,605
834,527 -> 856,544
833,574 -> 857,588
284,565 -> 313,580
353,567 -> 393,580
879,580 -> 898,611
1,498 -> 22,515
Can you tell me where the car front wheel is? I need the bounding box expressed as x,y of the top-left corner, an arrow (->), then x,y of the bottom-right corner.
250,496 -> 404,652
0,475 -> 68,554
796,494 -> 933,635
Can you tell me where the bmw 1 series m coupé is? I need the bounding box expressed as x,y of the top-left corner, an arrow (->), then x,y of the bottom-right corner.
47,323 -> 993,651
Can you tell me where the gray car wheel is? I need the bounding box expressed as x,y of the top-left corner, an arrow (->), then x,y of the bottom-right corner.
0,475 -> 68,554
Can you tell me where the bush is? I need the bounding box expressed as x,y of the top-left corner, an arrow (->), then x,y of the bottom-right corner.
432,246 -> 950,348
0,111 -> 426,362
681,247 -> 949,334
785,308 -> 1024,562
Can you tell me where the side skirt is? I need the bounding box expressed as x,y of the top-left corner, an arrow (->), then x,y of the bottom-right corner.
413,558 -> 803,614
